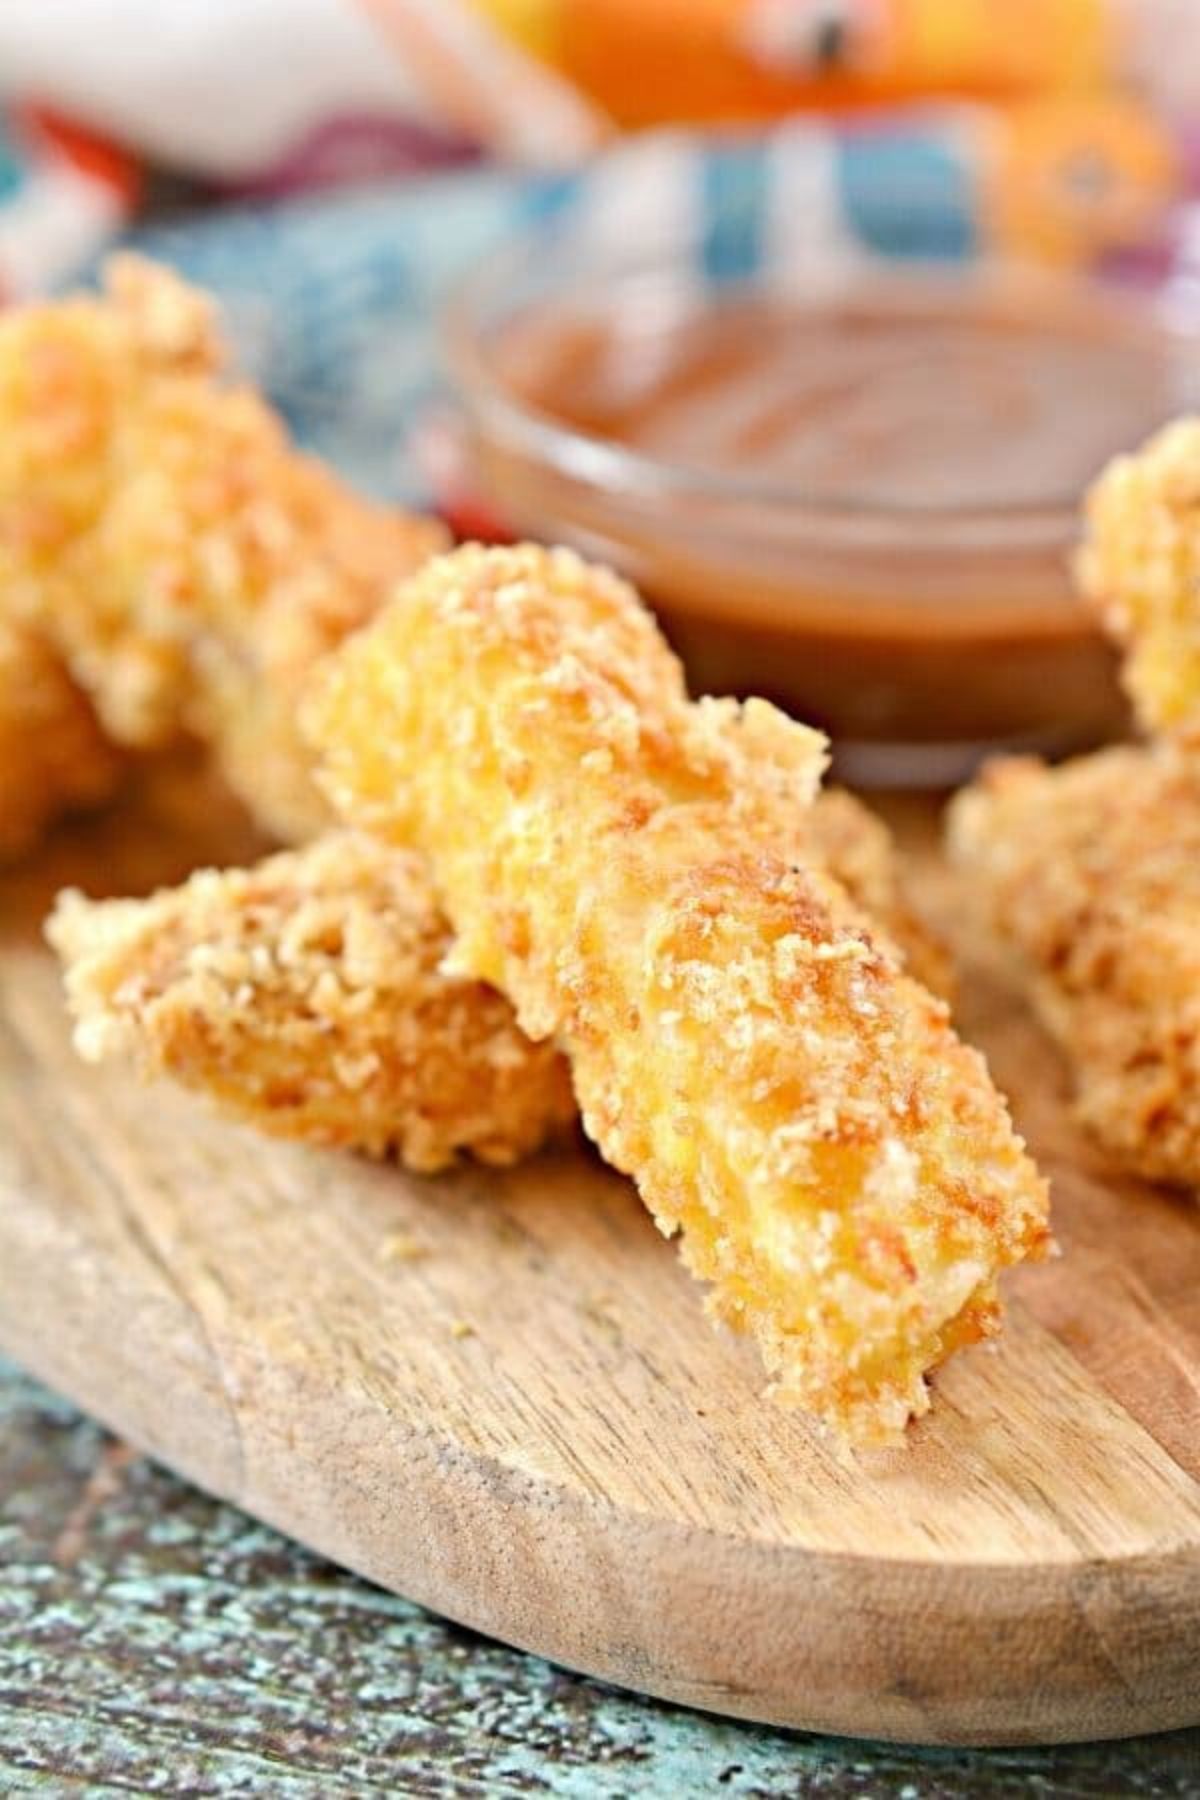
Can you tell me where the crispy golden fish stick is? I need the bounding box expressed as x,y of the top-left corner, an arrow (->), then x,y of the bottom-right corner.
947,745 -> 1200,1189
310,544 -> 1049,1445
0,255 -> 222,748
0,255 -> 445,843
0,619 -> 122,862
48,831 -> 576,1172
1076,417 -> 1200,742
46,792 -> 948,1170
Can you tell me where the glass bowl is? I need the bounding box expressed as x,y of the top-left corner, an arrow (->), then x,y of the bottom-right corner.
442,134 -> 1200,783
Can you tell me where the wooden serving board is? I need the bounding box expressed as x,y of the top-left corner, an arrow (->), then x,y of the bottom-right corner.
1,773 -> 1198,1749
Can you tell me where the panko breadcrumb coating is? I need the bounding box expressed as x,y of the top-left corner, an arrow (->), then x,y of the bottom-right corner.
47,832 -> 576,1172
310,543 -> 1049,1446
45,790 -> 947,1170
0,256 -> 223,748
1076,417 -> 1200,742
0,255 -> 444,844
0,618 -> 122,863
947,744 -> 1200,1189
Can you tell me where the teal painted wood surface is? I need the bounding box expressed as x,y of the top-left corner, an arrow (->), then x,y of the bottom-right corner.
2,1356 -> 1198,1796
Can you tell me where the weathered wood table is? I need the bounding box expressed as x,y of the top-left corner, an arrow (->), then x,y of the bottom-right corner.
2,1354 -> 1198,1796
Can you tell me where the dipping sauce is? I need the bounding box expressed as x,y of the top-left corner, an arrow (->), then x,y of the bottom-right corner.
451,272 -> 1194,780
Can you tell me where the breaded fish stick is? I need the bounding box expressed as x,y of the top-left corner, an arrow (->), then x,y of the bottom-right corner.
46,793 -> 949,1168
310,544 -> 1049,1445
0,255 -> 444,844
1076,417 -> 1200,742
48,831 -> 577,1173
947,745 -> 1200,1189
0,619 -> 122,862
0,255 -> 223,750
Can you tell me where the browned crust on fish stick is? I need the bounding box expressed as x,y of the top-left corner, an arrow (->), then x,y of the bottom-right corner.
45,784 -> 947,1168
1076,416 -> 1200,744
48,830 -> 576,1172
948,743 -> 1200,1189
309,543 -> 1049,1445
0,618 -> 121,863
0,255 -> 444,845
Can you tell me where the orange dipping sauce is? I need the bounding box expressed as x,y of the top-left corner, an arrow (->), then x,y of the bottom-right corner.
449,267 -> 1193,782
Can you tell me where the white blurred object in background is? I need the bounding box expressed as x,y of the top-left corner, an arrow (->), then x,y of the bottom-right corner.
0,0 -> 603,181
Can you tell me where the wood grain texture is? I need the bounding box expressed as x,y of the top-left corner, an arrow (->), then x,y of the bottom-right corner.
1,779 -> 1198,1749
6,1361 -> 1200,1798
